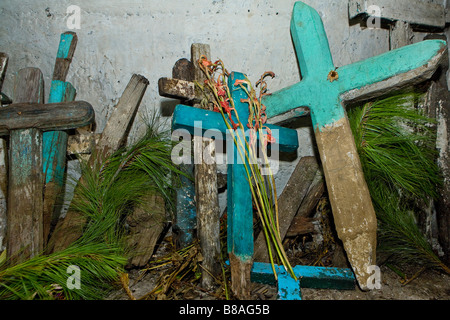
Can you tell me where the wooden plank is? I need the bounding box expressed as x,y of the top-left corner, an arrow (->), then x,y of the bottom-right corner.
262,2 -> 447,290
0,53 -> 8,90
253,156 -> 319,262
126,194 -> 167,268
191,43 -> 221,290
7,67 -> 45,264
251,262 -> 355,291
423,62 -> 450,266
169,56 -> 197,249
277,269 -> 301,300
48,74 -> 149,253
0,52 -> 8,251
285,216 -> 316,237
0,101 -> 94,134
348,0 -> 446,29
67,131 -> 100,155
158,78 -> 198,101
89,74 -> 149,165
42,32 -> 78,244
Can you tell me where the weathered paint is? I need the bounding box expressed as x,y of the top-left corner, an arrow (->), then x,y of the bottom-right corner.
251,261 -> 355,300
43,80 -> 76,185
172,104 -> 298,153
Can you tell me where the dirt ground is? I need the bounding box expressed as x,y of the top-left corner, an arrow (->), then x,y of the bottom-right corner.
107,233 -> 450,301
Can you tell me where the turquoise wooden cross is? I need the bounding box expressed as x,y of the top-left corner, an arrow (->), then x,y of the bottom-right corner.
42,31 -> 78,243
173,72 -> 356,299
173,71 -> 299,298
262,1 -> 447,290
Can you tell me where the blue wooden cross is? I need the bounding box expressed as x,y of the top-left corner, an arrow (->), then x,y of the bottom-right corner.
260,1 -> 447,290
173,72 -> 356,299
42,31 -> 78,242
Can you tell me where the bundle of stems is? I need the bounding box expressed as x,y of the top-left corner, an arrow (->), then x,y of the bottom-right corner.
195,57 -> 296,280
0,119 -> 184,299
348,93 -> 449,274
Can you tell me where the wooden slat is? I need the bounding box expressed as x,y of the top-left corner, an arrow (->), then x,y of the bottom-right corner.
349,0 -> 445,29
253,156 -> 319,262
0,101 -> 94,135
42,32 -> 78,244
191,43 -> 221,290
52,32 -> 78,81
48,74 -> 149,253
6,68 -> 45,263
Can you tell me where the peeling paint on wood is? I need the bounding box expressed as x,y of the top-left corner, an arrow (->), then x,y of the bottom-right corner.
172,71 -> 299,298
6,67 -> 44,264
261,1 -> 447,290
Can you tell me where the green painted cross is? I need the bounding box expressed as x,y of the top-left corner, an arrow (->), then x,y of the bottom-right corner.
262,1 -> 447,290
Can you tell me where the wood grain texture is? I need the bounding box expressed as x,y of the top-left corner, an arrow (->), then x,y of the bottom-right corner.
349,0 -> 445,29
0,100 -> 94,135
42,82 -> 77,244
261,2 -> 446,290
126,194 -> 167,268
52,32 -> 77,81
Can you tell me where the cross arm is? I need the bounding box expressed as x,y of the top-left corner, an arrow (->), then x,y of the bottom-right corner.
172,104 -> 299,153
0,101 -> 94,135
290,1 -> 334,78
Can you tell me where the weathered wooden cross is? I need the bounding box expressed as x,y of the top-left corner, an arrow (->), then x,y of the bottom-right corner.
172,71 -> 299,298
42,31 -> 78,243
159,43 -> 222,289
1,67 -> 94,264
261,1 -> 447,290
350,0 -> 450,264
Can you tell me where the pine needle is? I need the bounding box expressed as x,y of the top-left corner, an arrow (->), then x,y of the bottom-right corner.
348,92 -> 448,274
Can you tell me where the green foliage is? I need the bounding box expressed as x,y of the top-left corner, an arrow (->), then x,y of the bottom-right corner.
0,119 -> 183,299
348,93 -> 448,272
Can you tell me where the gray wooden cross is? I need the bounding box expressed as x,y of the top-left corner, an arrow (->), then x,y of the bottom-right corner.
1,67 -> 94,264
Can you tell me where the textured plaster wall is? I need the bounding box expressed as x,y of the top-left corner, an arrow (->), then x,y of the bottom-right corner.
0,0 -> 393,222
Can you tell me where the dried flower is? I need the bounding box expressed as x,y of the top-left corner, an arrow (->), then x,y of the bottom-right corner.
327,70 -> 339,82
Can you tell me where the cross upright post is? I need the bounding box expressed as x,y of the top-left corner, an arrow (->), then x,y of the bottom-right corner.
2,67 -> 94,264
262,1 -> 447,290
42,31 -> 78,243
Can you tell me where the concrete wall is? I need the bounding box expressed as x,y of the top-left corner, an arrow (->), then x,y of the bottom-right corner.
0,1 -> 445,228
